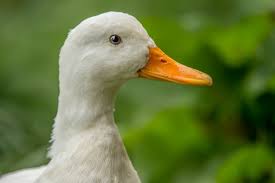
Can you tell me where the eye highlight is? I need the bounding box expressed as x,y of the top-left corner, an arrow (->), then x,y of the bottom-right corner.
109,34 -> 122,45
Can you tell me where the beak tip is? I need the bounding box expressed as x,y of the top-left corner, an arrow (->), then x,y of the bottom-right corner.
207,76 -> 213,86
199,73 -> 213,86
205,76 -> 213,87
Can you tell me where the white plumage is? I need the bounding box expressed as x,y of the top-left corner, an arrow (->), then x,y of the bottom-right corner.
1,11 -> 152,183
0,166 -> 46,183
0,11 -> 212,183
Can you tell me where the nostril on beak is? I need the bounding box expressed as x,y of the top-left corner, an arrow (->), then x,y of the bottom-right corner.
160,58 -> 167,64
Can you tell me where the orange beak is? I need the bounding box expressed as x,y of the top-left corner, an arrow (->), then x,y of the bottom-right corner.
138,47 -> 213,86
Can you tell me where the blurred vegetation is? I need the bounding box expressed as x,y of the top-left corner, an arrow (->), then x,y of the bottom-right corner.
0,0 -> 275,182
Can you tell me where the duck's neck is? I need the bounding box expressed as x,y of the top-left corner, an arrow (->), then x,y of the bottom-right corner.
39,83 -> 140,183
49,83 -> 119,157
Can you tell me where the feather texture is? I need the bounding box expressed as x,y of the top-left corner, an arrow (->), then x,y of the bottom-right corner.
0,12 -> 154,183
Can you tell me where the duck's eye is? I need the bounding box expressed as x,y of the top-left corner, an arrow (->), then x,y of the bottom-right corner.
109,35 -> 122,45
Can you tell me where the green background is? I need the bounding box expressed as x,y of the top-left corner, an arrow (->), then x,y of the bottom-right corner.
0,0 -> 275,182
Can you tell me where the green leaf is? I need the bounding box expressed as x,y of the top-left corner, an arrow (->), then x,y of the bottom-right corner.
217,144 -> 275,183
207,15 -> 272,67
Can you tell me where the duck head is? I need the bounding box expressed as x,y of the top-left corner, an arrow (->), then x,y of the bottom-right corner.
59,12 -> 212,93
50,11 -> 213,159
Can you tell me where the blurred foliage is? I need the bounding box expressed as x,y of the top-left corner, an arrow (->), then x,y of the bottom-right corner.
217,145 -> 274,183
0,0 -> 275,182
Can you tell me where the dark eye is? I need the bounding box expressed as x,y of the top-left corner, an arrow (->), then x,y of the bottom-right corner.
109,34 -> 122,45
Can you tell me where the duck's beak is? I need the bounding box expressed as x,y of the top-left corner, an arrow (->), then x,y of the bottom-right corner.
138,47 -> 213,86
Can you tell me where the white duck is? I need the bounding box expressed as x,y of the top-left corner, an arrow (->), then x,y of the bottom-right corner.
0,12 -> 212,183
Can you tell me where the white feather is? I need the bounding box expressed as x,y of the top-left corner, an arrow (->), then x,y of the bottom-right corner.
0,166 -> 46,183
1,12 -> 156,183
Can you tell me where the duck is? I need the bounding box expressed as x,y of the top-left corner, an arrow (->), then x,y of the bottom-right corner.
0,11 -> 212,183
